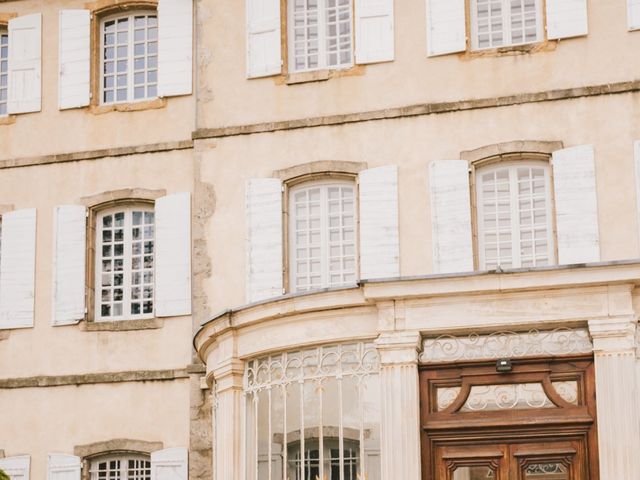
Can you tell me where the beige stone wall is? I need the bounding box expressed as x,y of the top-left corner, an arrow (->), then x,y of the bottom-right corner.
0,0 -> 194,161
0,380 -> 190,479
197,0 -> 640,127
199,92 -> 640,313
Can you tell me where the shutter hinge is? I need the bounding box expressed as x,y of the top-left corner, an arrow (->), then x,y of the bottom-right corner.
84,307 -> 88,314
282,288 -> 286,295
85,210 -> 89,218
281,184 -> 285,192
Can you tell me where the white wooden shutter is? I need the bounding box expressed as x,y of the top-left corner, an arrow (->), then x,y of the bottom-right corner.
47,454 -> 80,480
0,208 -> 37,329
246,178 -> 283,303
429,160 -> 474,274
359,165 -> 400,280
158,0 -> 193,97
545,0 -> 588,40
0,455 -> 30,480
52,205 -> 86,326
426,0 -> 466,57
151,447 -> 188,480
7,14 -> 42,114
629,0 -> 640,30
155,192 -> 192,317
246,0 -> 282,78
355,0 -> 395,64
552,145 -> 600,265
58,10 -> 90,110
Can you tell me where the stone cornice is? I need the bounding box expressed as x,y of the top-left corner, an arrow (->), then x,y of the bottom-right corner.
192,80 -> 640,140
194,261 -> 640,361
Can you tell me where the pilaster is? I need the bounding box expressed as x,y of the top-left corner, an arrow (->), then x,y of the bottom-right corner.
588,317 -> 640,480
375,331 -> 422,480
212,358 -> 245,480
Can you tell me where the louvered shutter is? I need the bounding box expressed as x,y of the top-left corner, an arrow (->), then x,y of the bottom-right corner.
150,448 -> 188,480
58,10 -> 90,109
246,0 -> 282,78
546,0 -> 588,40
47,454 -> 80,480
429,160 -> 474,273
426,0 -> 466,56
158,0 -> 193,97
355,0 -> 395,64
0,208 -> 37,329
359,165 -> 400,280
52,205 -> 86,326
246,178 -> 283,303
552,145 -> 600,265
155,192 -> 192,317
629,0 -> 640,30
0,455 -> 30,480
7,14 -> 41,114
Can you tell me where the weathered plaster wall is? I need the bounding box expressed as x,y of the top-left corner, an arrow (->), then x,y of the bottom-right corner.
197,0 -> 640,127
198,92 -> 640,313
0,0 -> 194,160
0,380 -> 190,480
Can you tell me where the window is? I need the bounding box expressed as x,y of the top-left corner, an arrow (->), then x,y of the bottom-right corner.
244,343 -> 381,480
0,29 -> 7,115
101,12 -> 158,104
289,181 -> 357,292
90,454 -> 151,480
96,206 -> 155,321
288,0 -> 353,73
288,439 -> 360,480
471,0 -> 543,50
476,161 -> 554,269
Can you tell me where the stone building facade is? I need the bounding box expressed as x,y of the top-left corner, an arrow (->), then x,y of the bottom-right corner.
1,0 -> 640,479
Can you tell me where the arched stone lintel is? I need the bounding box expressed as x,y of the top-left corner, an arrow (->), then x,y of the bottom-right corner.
74,438 -> 164,458
460,140 -> 564,164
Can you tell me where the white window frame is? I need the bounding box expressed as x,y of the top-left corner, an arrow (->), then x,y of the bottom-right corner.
89,453 -> 151,480
288,438 -> 360,480
476,160 -> 555,270
470,0 -> 545,50
0,27 -> 8,116
287,0 -> 355,73
288,179 -> 358,293
95,204 -> 155,322
100,10 -> 158,105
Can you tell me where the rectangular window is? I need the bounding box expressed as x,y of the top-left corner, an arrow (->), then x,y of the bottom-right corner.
476,162 -> 554,269
90,455 -> 151,480
471,0 -> 543,50
101,12 -> 158,104
288,0 -> 353,72
0,30 -> 8,115
96,207 -> 155,321
289,182 -> 357,292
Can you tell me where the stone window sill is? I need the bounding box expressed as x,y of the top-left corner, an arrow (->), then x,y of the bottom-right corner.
82,318 -> 164,332
283,65 -> 365,85
0,331 -> 10,341
90,97 -> 167,115
0,115 -> 17,126
466,40 -> 557,59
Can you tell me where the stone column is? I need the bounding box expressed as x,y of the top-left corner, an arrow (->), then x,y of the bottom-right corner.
211,358 -> 245,480
588,317 -> 640,480
375,331 -> 422,480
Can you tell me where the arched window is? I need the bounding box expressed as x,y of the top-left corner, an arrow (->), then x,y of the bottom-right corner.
89,453 -> 151,480
476,160 -> 554,269
100,10 -> 158,104
244,343 -> 381,480
95,205 -> 155,321
288,180 -> 357,292
0,27 -> 8,116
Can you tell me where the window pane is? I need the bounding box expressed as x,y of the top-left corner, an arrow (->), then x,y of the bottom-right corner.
291,183 -> 357,292
289,0 -> 353,72
101,13 -> 158,104
477,163 -> 552,269
0,32 -> 8,116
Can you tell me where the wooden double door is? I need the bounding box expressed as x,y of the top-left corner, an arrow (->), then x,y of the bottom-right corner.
420,357 -> 599,480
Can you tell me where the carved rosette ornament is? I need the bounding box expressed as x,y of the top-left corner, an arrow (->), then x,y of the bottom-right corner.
420,328 -> 593,363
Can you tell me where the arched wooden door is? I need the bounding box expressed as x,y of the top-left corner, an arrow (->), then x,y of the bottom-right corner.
420,357 -> 599,480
